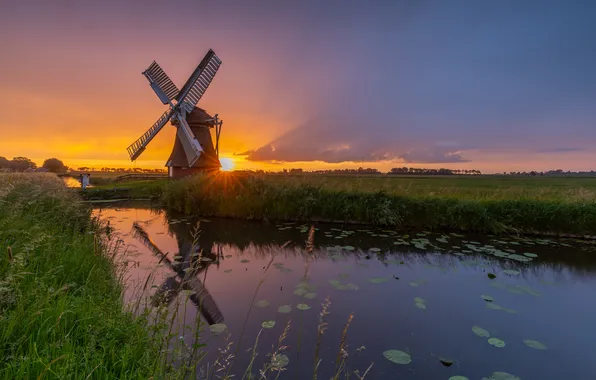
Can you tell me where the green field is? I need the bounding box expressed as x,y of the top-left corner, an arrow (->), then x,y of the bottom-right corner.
262,174 -> 596,202
82,173 -> 596,235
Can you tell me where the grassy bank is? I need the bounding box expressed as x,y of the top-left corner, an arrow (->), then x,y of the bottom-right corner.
159,173 -> 596,235
0,174 -> 160,378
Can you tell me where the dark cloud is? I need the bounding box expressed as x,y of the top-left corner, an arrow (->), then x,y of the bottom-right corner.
225,1 -> 596,164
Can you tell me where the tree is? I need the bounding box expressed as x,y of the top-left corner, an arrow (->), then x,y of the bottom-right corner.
10,157 -> 37,172
42,158 -> 68,173
0,156 -> 10,170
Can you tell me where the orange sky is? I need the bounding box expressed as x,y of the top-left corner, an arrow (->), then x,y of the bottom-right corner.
1,1 -> 595,174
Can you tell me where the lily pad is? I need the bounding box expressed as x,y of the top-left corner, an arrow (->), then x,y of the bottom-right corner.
415,303 -> 426,309
262,320 -> 276,329
304,292 -> 317,299
523,252 -> 538,258
225,255 -> 233,258
472,325 -> 490,338
481,294 -> 494,302
223,269 -> 232,273
293,288 -> 308,296
369,247 -> 381,252
487,273 -> 496,279
488,338 -> 505,348
523,339 -> 547,350
414,297 -> 425,304
271,354 -> 289,369
209,323 -> 227,334
296,303 -> 311,310
240,259 -> 250,263
344,245 -> 355,251
383,349 -> 412,364
409,282 -> 420,287
369,277 -> 388,284
278,305 -> 292,313
439,357 -> 454,367
482,371 -> 520,380
503,269 -> 520,275
449,377 -> 469,380
255,300 -> 270,308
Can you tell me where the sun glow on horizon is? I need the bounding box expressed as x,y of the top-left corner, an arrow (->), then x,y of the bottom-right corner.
220,157 -> 235,171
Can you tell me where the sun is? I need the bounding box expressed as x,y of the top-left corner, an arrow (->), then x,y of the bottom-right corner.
219,157 -> 235,171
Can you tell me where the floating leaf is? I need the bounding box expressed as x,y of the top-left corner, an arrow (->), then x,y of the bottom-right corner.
344,245 -> 355,251
383,349 -> 412,364
472,325 -> 490,338
304,292 -> 317,299
294,288 -> 308,296
224,269 -> 232,273
346,283 -> 360,290
415,302 -> 426,309
255,300 -> 270,308
449,377 -> 469,380
296,303 -> 311,310
278,305 -> 292,313
488,338 -> 505,348
174,255 -> 183,260
508,254 -> 532,262
368,277 -> 388,283
523,339 -> 547,350
482,371 -> 520,380
240,259 -> 250,263
271,354 -> 289,369
503,269 -> 520,275
262,320 -> 276,328
369,247 -> 381,253
209,323 -> 227,334
487,273 -> 496,279
414,297 -> 425,304
225,255 -> 233,258
523,252 -> 538,258
481,294 -> 494,302
439,357 -> 454,367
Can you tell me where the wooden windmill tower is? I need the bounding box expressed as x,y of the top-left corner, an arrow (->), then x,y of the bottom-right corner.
127,50 -> 224,179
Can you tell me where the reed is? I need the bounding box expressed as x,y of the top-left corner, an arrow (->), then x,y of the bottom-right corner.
160,173 -> 596,235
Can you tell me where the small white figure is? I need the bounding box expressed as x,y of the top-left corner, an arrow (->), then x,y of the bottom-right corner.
80,173 -> 90,190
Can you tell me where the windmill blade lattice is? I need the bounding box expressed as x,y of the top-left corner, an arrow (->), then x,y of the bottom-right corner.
127,108 -> 174,161
144,61 -> 180,104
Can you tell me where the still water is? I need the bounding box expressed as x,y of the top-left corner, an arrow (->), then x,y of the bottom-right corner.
94,204 -> 596,379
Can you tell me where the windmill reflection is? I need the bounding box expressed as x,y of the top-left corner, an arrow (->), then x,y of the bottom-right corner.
131,222 -> 224,325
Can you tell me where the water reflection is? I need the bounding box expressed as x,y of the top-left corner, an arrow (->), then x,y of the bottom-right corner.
94,204 -> 596,379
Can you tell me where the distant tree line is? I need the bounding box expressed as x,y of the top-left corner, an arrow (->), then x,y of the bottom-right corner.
500,169 -> 596,177
388,167 -> 481,175
0,156 -> 69,173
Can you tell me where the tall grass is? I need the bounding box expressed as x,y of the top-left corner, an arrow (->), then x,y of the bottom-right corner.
161,173 -> 596,235
0,174 -> 161,378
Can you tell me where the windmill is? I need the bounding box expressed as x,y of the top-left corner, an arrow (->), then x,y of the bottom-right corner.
127,49 -> 224,179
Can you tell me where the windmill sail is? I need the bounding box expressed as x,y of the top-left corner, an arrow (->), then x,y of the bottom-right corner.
175,116 -> 204,166
131,222 -> 224,324
176,50 -> 222,113
143,61 -> 179,104
127,108 -> 174,161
